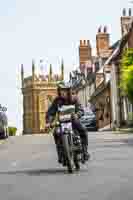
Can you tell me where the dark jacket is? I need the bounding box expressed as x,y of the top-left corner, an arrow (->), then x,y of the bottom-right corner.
46,96 -> 83,123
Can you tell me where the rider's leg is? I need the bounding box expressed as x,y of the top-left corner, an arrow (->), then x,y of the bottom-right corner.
53,130 -> 67,166
53,132 -> 62,163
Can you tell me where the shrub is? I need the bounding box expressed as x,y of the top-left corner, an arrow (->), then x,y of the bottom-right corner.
8,127 -> 17,136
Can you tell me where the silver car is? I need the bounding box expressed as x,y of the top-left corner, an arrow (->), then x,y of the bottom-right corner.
80,110 -> 97,131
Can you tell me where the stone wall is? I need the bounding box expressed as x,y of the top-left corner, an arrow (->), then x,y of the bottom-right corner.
91,83 -> 111,129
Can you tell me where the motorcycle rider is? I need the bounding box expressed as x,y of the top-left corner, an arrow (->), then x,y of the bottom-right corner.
45,81 -> 90,163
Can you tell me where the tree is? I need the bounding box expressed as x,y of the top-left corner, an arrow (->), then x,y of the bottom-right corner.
121,49 -> 133,102
121,48 -> 133,121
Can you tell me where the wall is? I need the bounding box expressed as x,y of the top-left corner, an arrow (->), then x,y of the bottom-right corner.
92,83 -> 111,129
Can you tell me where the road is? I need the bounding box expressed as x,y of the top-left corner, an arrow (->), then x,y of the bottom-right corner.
0,131 -> 133,200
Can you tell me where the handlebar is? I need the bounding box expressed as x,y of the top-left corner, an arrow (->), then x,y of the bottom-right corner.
46,121 -> 60,129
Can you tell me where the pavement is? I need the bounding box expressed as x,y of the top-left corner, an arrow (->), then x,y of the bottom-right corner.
0,132 -> 133,200
116,128 -> 133,133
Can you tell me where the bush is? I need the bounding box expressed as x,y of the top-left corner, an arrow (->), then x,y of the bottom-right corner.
8,127 -> 17,136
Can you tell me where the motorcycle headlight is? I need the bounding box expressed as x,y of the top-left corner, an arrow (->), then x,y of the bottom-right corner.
61,122 -> 72,132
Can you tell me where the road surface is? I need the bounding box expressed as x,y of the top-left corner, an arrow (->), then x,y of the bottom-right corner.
0,132 -> 133,200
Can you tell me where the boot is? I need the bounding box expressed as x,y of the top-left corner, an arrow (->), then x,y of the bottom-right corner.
62,158 -> 67,166
56,145 -> 62,163
83,145 -> 90,161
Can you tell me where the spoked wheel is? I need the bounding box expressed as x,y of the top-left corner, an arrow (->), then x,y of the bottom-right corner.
62,135 -> 74,174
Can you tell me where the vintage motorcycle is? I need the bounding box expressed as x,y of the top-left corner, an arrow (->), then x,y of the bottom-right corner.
51,104 -> 85,173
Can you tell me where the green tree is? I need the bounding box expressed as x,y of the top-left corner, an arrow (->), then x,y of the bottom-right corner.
8,127 -> 17,136
121,48 -> 133,122
121,48 -> 133,103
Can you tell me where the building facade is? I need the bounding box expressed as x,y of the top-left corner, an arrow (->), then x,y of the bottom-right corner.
109,10 -> 133,128
70,8 -> 133,130
91,8 -> 133,129
21,60 -> 64,134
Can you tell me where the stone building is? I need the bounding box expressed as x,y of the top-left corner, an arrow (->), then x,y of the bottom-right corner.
108,8 -> 133,128
70,8 -> 133,130
69,39 -> 96,107
90,26 -> 115,129
91,8 -> 133,129
70,71 -> 96,107
91,81 -> 111,129
21,60 -> 64,134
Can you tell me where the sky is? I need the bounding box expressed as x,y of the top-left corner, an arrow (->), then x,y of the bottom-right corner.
0,0 -> 131,133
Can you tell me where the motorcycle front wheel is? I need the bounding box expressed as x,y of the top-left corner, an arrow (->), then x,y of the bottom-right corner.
62,134 -> 74,173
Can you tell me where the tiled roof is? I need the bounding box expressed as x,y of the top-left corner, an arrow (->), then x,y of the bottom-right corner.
109,21 -> 133,63
109,40 -> 120,50
90,81 -> 110,100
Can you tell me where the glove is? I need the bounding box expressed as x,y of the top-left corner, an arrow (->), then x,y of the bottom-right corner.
45,123 -> 50,130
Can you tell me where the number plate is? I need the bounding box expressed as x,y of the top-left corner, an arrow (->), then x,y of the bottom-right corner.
59,114 -> 71,121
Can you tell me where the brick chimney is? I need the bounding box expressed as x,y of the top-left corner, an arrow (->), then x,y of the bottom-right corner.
79,39 -> 92,66
121,8 -> 133,36
96,26 -> 110,57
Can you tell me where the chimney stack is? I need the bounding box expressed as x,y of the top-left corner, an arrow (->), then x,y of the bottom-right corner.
121,8 -> 133,36
79,39 -> 92,69
96,26 -> 110,57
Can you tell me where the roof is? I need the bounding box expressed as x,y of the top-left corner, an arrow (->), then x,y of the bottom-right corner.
71,71 -> 96,90
87,72 -> 96,84
71,78 -> 83,89
90,81 -> 110,101
104,44 -> 120,65
109,40 -> 120,50
109,21 -> 133,63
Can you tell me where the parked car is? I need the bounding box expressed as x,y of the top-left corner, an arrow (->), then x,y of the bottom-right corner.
0,111 -> 8,139
80,110 -> 97,131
